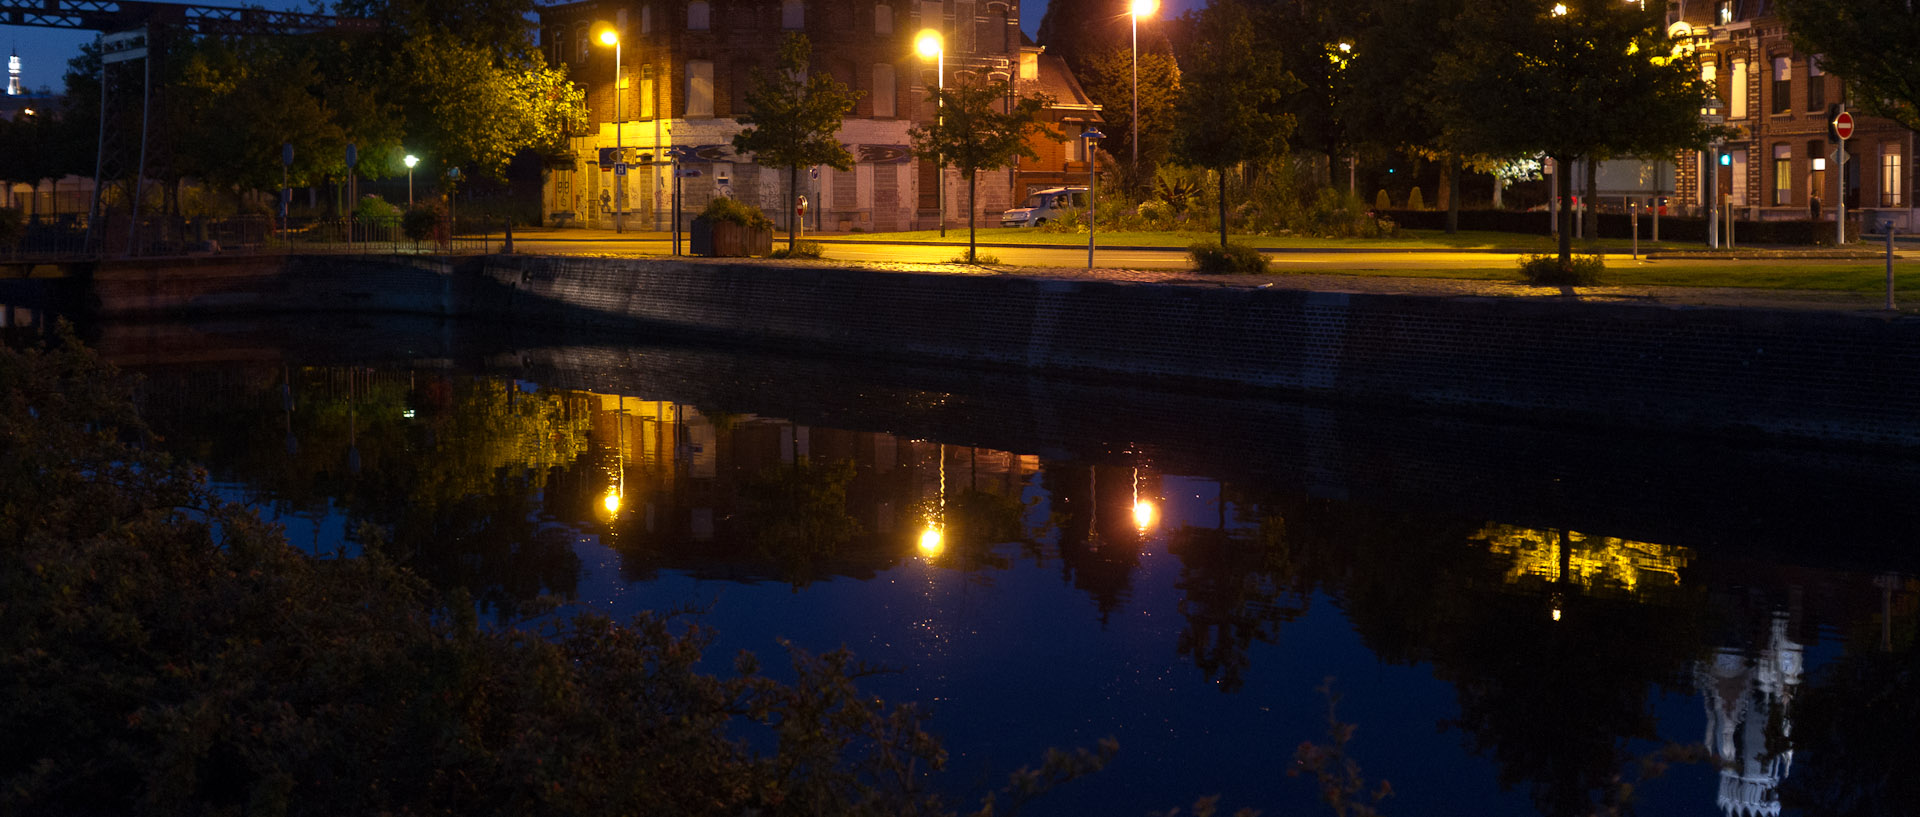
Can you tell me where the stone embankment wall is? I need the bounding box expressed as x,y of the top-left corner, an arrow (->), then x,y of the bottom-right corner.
90,253 -> 1920,446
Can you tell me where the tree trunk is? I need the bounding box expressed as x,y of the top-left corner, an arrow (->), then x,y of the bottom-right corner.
787,164 -> 799,249
967,171 -> 978,262
1583,156 -> 1599,242
1444,156 -> 1460,235
1492,178 -> 1504,209
1555,154 -> 1573,264
1217,166 -> 1228,248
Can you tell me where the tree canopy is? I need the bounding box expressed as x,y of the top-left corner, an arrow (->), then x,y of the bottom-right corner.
908,80 -> 1053,262
1778,0 -> 1920,132
733,34 -> 863,248
1170,0 -> 1299,248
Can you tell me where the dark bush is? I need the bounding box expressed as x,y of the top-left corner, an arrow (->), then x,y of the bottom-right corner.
770,239 -> 825,259
402,204 -> 444,243
700,196 -> 774,230
1189,241 -> 1270,274
1518,253 -> 1605,286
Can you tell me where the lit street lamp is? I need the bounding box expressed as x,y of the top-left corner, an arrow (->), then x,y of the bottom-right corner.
403,154 -> 418,206
916,29 -> 945,237
598,26 -> 625,234
1082,128 -> 1104,269
1130,0 -> 1156,177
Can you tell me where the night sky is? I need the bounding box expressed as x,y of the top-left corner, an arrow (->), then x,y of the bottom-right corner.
4,0 -> 1201,102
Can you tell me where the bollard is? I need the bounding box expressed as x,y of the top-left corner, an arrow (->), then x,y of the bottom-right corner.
1628,197 -> 1638,260
503,218 -> 514,254
1887,220 -> 1898,311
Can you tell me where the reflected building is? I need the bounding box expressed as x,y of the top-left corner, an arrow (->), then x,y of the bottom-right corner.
1698,611 -> 1803,817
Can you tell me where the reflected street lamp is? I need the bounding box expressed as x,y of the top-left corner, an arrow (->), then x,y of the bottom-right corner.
916,29 -> 945,237
403,154 -> 419,206
1130,0 -> 1157,177
598,26 -> 626,234
1081,128 -> 1104,269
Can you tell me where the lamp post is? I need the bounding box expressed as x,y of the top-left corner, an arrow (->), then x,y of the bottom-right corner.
403,154 -> 419,206
1130,0 -> 1156,177
1699,97 -> 1724,249
916,29 -> 945,237
1082,128 -> 1104,269
598,27 -> 625,234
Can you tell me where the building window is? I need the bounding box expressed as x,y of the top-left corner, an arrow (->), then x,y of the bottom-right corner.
872,63 -> 896,117
642,5 -> 653,34
1771,56 -> 1790,114
1065,129 -> 1085,162
688,1 -> 709,30
1716,0 -> 1732,24
782,0 -> 804,28
1883,146 -> 1905,206
1730,59 -> 1747,119
1808,139 -> 1827,205
687,60 -> 714,116
640,65 -> 655,119
577,26 -> 590,64
1701,58 -> 1716,96
1773,143 -> 1792,205
1806,57 -> 1824,111
875,3 -> 892,34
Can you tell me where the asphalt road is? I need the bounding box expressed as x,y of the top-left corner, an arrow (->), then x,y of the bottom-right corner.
508,234 -> 1540,270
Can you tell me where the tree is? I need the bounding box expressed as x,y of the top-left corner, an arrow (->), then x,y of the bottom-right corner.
1075,46 -> 1182,194
733,34 -> 863,250
1170,0 -> 1299,249
908,80 -> 1054,263
1778,0 -> 1920,132
1429,0 -> 1716,264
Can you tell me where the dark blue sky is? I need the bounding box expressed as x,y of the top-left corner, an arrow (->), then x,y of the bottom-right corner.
4,0 -> 1196,100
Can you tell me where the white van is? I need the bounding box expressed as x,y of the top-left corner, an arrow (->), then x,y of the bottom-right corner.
1001,187 -> 1089,228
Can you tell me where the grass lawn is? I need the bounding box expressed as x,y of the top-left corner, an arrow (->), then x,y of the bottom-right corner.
1304,261 -> 1920,293
828,226 -> 1697,253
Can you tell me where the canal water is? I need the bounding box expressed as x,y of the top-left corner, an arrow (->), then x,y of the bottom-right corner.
107,317 -> 1920,816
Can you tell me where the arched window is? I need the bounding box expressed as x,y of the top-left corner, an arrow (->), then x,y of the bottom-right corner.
782,0 -> 804,29
689,1 -> 710,30
874,3 -> 893,34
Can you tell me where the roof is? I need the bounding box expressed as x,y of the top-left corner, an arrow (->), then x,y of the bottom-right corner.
1034,52 -> 1099,114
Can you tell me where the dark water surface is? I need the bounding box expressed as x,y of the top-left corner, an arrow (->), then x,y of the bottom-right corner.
107,317 -> 1920,816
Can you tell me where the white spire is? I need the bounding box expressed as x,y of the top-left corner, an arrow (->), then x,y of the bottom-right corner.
7,48 -> 21,97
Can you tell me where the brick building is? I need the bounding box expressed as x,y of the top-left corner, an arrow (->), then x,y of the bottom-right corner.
1668,0 -> 1915,229
537,0 -> 1034,232
1008,37 -> 1102,202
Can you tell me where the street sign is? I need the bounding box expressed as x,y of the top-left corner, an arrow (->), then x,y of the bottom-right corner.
614,163 -> 627,176
1834,111 -> 1855,140
345,143 -> 358,169
282,143 -> 294,167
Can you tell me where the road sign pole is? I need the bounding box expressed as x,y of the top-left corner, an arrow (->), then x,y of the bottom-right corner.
1834,108 -> 1853,246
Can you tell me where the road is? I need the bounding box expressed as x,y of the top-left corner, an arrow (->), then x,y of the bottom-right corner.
508,233 -> 1541,270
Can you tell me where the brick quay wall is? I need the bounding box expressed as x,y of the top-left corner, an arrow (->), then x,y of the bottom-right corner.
87,253 -> 1920,447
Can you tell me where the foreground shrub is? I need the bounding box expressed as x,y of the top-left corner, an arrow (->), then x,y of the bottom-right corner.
1189,241 -> 1270,274
771,239 -> 825,259
402,203 -> 445,243
0,330 -> 1113,817
353,194 -> 402,226
1518,253 -> 1606,286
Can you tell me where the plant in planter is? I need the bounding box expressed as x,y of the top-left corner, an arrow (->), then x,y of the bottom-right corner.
692,197 -> 775,257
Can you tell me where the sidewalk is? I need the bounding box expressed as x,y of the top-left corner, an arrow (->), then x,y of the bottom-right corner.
503,226 -> 1916,315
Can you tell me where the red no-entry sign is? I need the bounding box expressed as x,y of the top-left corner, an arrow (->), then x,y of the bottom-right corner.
1834,111 -> 1855,140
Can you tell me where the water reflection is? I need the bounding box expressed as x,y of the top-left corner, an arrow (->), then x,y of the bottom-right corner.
123,353 -> 1920,816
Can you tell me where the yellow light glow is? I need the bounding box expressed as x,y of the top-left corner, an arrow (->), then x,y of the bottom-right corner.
1481,524 -> 1689,597
1551,607 -> 1562,621
404,154 -> 419,168
1130,0 -> 1158,18
1338,41 -> 1352,53
1551,3 -> 1568,15
918,526 -> 945,557
598,28 -> 619,46
915,29 -> 943,58
1132,500 -> 1157,531
603,490 -> 621,515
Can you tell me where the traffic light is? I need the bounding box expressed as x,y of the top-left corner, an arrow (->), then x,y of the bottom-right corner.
1719,153 -> 1732,166
1826,103 -> 1842,142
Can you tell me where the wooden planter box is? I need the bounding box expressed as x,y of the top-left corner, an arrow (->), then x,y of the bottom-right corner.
691,218 -> 773,257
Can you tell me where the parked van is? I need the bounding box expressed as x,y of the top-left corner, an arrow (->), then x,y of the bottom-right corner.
1001,187 -> 1089,227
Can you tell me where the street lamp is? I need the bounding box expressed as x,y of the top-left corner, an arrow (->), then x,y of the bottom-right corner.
1081,128 -> 1104,269
1699,96 -> 1725,248
1129,0 -> 1157,177
403,154 -> 418,206
916,29 -> 945,237
597,26 -> 625,234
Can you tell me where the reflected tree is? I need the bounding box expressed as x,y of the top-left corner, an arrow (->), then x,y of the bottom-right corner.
739,458 -> 864,587
1782,584 -> 1920,816
1167,514 -> 1310,693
